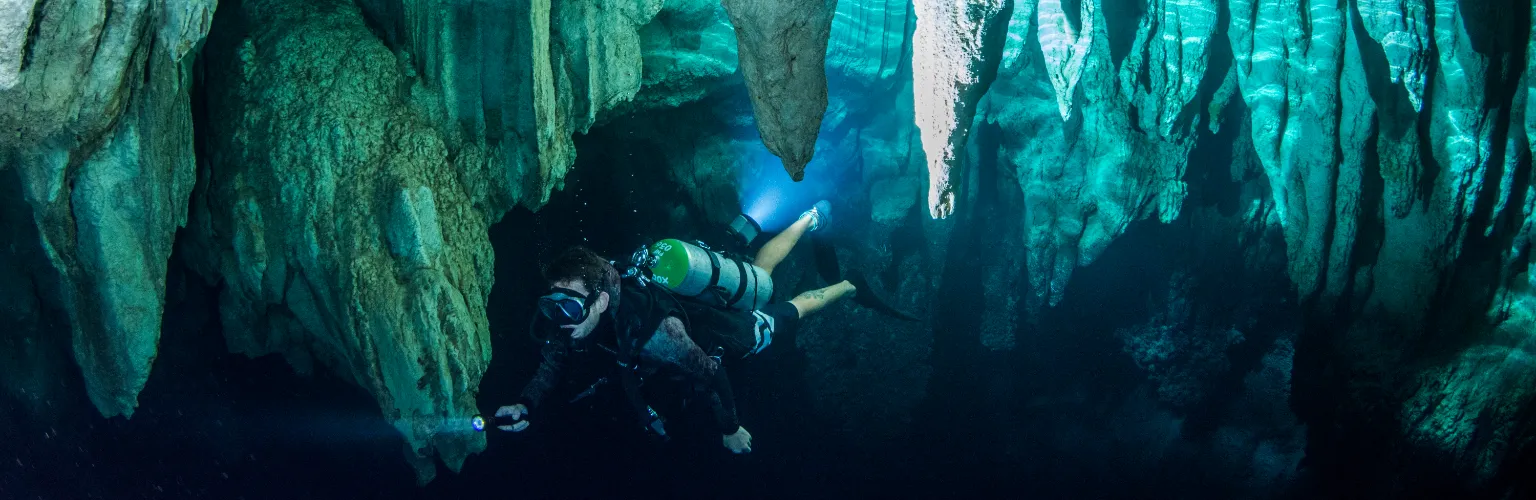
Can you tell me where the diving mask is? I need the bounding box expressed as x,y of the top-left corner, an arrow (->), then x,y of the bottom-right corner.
537,287 -> 590,326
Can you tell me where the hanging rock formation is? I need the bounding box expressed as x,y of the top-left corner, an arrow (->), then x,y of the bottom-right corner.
1357,0 -> 1431,112
721,0 -> 838,181
1223,0 -> 1530,320
912,0 -> 1012,219
1227,0 -> 1357,302
0,0 -> 215,417
984,0 -> 1203,311
188,0 -> 495,483
353,0 -> 669,211
1117,0 -> 1219,137
1037,0 -> 1094,121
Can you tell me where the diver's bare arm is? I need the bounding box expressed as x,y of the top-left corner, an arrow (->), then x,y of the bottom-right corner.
641,317 -> 742,433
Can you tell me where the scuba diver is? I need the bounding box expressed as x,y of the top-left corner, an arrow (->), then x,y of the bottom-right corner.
496,201 -> 861,454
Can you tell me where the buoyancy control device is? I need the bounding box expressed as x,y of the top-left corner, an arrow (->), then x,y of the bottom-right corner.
630,238 -> 774,311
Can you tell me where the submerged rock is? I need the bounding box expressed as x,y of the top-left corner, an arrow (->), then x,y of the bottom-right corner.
1228,0 -> 1353,301
190,0 -> 492,483
624,1 -> 740,113
0,0 -> 214,417
722,0 -> 837,181
1401,294 -> 1536,487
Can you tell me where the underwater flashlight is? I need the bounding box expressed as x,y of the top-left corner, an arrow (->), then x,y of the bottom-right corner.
726,214 -> 762,247
470,413 -> 525,432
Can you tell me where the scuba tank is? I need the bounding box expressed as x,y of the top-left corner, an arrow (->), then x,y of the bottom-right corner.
631,238 -> 774,311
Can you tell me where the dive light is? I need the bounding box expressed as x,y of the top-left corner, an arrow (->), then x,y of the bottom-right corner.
726,214 -> 762,247
470,413 -> 525,432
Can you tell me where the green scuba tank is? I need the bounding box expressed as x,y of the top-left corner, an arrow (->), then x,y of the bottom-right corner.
636,238 -> 773,311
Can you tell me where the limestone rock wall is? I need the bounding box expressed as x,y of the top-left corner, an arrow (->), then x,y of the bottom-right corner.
623,0 -> 740,113
0,0 -> 215,418
352,0 -> 669,212
188,0 -> 494,483
1,0 -> 749,482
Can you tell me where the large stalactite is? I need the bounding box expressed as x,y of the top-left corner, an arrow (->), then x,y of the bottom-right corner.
722,0 -> 838,181
985,0 -> 1204,312
911,0 -> 1012,218
0,0 -> 215,418
188,0 -> 498,483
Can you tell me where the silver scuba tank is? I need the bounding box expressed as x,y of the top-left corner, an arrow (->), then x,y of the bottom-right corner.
634,238 -> 774,311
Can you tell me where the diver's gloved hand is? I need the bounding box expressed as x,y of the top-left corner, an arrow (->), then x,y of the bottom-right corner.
722,426 -> 753,454
495,404 -> 530,432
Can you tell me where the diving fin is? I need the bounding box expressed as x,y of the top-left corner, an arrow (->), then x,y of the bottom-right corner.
812,235 -> 918,321
846,272 -> 920,322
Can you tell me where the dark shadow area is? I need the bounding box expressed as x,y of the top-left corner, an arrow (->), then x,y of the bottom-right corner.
1,239 -> 427,499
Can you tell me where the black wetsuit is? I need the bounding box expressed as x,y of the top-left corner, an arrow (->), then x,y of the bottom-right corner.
517,280 -> 802,435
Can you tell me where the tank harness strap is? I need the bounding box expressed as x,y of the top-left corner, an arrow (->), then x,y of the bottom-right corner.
706,250 -> 722,291
726,258 -> 751,307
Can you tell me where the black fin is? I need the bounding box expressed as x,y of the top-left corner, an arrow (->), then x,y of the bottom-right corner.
811,236 -> 842,285
847,272 -> 920,322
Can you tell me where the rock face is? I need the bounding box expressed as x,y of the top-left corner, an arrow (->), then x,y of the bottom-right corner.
1036,0 -> 1094,121
911,0 -> 1011,219
1357,0 -> 1431,112
625,0 -> 740,113
1228,0 -> 1355,302
983,0 -> 1202,311
0,0 -> 215,417
1117,0 -> 1218,137
722,0 -> 838,181
1117,274 -> 1246,409
2,0 -> 747,482
189,0 -> 495,483
353,0 -> 668,211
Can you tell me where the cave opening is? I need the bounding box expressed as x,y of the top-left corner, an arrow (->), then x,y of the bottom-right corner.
6,0 -> 1536,498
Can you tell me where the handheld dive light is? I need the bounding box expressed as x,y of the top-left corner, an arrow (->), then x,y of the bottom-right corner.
470,413 -> 525,432
726,214 -> 762,247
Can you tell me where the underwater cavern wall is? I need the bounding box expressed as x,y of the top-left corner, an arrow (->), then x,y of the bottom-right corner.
3,0 -> 1536,497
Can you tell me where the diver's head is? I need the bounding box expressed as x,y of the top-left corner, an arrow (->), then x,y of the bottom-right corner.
539,246 -> 619,339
